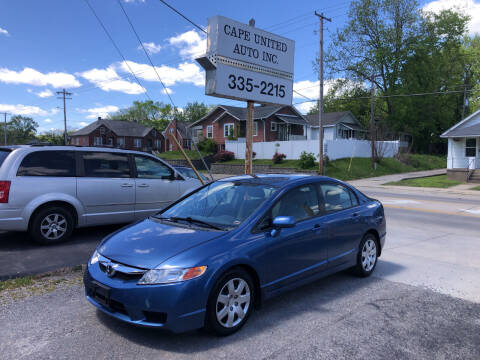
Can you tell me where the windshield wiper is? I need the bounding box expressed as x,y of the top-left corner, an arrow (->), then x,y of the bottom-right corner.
155,216 -> 223,230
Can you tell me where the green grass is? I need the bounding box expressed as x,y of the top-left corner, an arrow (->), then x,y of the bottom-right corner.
385,175 -> 461,188
471,185 -> 480,191
157,150 -> 211,160
220,154 -> 446,181
0,276 -> 34,292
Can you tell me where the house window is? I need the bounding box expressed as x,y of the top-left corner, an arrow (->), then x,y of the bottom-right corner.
82,137 -> 86,146
207,125 -> 213,138
224,123 -> 234,137
465,138 -> 476,157
118,137 -> 125,147
99,127 -> 105,135
253,122 -> 258,137
271,122 -> 277,131
107,137 -> 113,146
152,130 -> 156,137
155,139 -> 162,149
134,138 -> 142,148
93,137 -> 103,146
169,128 -> 174,134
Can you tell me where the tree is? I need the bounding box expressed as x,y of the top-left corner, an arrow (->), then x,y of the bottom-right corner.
108,100 -> 176,131
176,102 -> 213,123
2,115 -> 38,144
36,129 -> 65,145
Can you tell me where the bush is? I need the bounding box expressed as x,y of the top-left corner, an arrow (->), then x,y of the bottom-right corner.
197,138 -> 217,154
299,151 -> 316,169
272,153 -> 286,164
214,150 -> 235,162
252,151 -> 256,159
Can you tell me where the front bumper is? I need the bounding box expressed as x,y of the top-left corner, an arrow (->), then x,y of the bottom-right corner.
83,263 -> 208,333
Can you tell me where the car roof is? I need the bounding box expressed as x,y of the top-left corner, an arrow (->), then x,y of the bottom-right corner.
218,173 -> 333,187
7,145 -> 156,156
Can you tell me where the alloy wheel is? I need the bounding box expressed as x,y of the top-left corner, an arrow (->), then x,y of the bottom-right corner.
361,238 -> 377,272
216,278 -> 251,328
40,213 -> 67,240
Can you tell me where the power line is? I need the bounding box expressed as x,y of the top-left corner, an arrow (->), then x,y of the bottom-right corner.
83,0 -> 151,101
157,0 -> 206,34
117,0 -> 176,108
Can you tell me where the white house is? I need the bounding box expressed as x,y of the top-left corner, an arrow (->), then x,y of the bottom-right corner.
441,109 -> 480,182
304,111 -> 367,141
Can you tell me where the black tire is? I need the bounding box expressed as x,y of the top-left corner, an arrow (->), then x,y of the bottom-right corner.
353,233 -> 379,277
205,268 -> 255,336
29,206 -> 74,244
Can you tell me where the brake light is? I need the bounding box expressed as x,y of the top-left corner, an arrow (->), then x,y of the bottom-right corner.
0,181 -> 11,203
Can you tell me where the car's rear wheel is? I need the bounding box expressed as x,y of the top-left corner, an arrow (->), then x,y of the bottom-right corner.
206,268 -> 254,336
29,206 -> 74,244
354,233 -> 378,277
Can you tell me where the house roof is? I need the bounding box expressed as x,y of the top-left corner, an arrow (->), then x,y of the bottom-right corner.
441,109 -> 480,137
71,118 -> 154,137
190,104 -> 304,126
275,114 -> 307,125
304,111 -> 362,128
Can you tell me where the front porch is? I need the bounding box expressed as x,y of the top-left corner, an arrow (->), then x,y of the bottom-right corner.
446,137 -> 480,182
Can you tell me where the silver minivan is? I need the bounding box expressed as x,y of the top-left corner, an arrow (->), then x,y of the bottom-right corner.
0,146 -> 202,244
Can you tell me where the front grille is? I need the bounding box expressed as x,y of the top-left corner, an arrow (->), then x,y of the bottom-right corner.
98,262 -> 144,281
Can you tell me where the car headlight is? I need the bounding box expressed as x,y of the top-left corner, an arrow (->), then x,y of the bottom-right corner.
89,250 -> 100,265
137,266 -> 207,285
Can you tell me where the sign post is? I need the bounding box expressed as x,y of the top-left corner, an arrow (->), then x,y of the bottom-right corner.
196,15 -> 295,174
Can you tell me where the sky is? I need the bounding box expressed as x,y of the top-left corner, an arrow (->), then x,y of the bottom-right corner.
0,0 -> 479,134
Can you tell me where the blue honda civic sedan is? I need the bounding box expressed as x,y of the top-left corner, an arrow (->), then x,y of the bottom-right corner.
84,174 -> 386,335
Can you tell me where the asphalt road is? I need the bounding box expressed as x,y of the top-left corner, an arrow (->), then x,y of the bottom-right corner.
1,186 -> 480,359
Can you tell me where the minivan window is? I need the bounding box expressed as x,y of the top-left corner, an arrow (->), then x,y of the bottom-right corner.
134,156 -> 172,179
0,150 -> 11,168
17,151 -> 76,177
83,152 -> 130,178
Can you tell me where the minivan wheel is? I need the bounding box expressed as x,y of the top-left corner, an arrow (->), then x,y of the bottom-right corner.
353,233 -> 378,277
29,206 -> 74,244
206,268 -> 254,336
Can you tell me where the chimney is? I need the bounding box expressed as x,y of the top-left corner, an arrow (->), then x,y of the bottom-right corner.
98,117 -> 102,121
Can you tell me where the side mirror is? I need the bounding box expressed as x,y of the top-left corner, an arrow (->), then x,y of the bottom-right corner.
270,216 -> 295,237
272,216 -> 296,228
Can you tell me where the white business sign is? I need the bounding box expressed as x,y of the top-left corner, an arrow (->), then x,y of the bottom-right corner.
196,15 -> 294,105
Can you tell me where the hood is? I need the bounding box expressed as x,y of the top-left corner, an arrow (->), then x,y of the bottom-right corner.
97,218 -> 224,269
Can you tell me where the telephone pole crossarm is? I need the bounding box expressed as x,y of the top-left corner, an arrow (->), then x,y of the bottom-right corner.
314,11 -> 331,175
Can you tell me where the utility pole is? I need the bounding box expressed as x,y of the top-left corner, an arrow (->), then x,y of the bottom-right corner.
245,18 -> 256,175
0,112 -> 8,145
56,89 -> 72,145
315,11 -> 331,175
462,84 -> 467,120
370,77 -> 376,170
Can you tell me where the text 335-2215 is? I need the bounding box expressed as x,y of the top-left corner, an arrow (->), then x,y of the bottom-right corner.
227,74 -> 286,98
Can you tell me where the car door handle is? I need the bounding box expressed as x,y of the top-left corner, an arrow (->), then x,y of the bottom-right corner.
137,184 -> 149,188
311,224 -> 323,232
352,212 -> 359,217
121,183 -> 133,188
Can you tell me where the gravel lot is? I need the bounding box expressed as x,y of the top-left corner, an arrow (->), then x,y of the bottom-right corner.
1,269 -> 479,360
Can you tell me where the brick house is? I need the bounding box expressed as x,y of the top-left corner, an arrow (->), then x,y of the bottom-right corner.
162,119 -> 193,151
69,117 -> 164,152
190,105 -> 307,150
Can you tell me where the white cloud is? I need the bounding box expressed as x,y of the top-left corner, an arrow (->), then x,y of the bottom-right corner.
118,60 -> 204,87
423,0 -> 480,34
162,87 -> 173,95
80,66 -> 145,94
44,118 -> 53,123
78,122 -> 89,127
0,103 -> 53,116
293,80 -> 320,100
140,42 -> 162,54
0,27 -> 8,36
169,30 -> 206,59
36,89 -> 54,98
78,105 -> 120,119
0,67 -> 81,88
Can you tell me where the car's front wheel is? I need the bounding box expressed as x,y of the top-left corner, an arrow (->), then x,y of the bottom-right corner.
354,233 -> 378,277
206,268 -> 254,336
29,206 -> 74,244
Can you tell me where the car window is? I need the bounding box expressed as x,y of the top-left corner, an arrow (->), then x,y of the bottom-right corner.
0,150 -> 11,168
83,152 -> 130,178
135,156 -> 172,179
17,151 -> 76,177
318,183 -> 356,212
271,184 -> 320,222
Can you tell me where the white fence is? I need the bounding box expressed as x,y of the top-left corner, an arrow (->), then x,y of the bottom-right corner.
225,139 -> 399,160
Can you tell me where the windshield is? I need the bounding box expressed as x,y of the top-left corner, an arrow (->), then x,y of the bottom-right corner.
178,167 -> 205,180
158,181 -> 277,229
